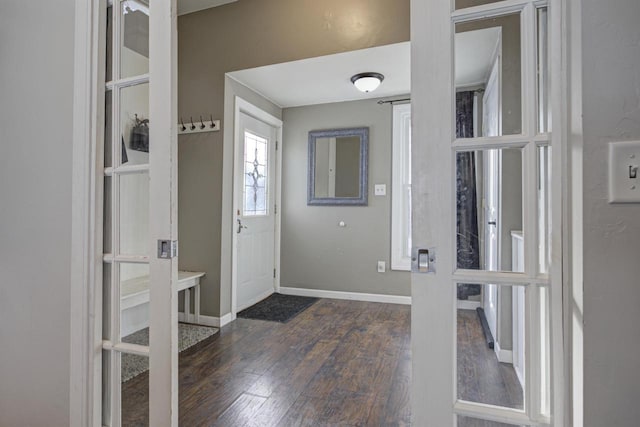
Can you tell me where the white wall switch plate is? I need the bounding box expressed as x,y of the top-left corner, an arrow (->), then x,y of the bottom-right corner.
609,140 -> 640,203
374,184 -> 387,196
377,260 -> 386,273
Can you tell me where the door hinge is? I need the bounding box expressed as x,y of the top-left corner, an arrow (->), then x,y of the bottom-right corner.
273,268 -> 276,278
274,204 -> 278,214
275,140 -> 278,150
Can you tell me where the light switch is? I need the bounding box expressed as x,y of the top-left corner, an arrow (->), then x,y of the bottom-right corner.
609,140 -> 640,203
374,184 -> 386,196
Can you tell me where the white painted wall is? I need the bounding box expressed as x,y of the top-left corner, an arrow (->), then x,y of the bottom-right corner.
581,0 -> 640,425
0,1 -> 75,425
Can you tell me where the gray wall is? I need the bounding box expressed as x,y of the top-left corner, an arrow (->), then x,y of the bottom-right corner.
281,99 -> 411,296
178,0 -> 409,316
0,1 -> 75,425
582,0 -> 640,425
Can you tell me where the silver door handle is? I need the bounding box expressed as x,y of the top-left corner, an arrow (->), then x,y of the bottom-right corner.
237,219 -> 248,234
488,221 -> 497,226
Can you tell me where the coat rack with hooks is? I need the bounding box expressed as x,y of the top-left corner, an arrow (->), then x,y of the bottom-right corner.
178,115 -> 221,135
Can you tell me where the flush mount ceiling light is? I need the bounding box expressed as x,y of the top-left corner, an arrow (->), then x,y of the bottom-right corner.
351,72 -> 385,93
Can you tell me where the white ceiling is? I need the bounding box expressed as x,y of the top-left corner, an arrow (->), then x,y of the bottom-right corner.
225,28 -> 499,109
178,0 -> 237,16
454,27 -> 501,89
227,42 -> 411,108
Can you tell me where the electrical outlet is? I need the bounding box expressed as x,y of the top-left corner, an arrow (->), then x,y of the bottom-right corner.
374,184 -> 387,196
377,261 -> 386,273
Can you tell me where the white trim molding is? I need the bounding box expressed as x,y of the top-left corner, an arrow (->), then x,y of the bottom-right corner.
279,287 -> 411,305
494,340 -> 514,364
177,312 -> 234,328
70,0 -> 102,426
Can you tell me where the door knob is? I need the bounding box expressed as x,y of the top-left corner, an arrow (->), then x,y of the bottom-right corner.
237,219 -> 248,234
488,221 -> 497,226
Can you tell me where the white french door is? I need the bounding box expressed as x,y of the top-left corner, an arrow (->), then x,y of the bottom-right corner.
411,0 -> 564,426
100,0 -> 178,426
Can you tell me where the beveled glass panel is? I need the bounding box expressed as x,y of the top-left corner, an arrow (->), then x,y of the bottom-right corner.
120,83 -> 150,166
537,7 -> 550,133
456,148 -> 523,273
243,131 -> 269,216
104,176 -> 113,253
458,416 -> 524,427
120,0 -> 149,79
119,262 -> 150,342
119,172 -> 149,256
538,145 -> 551,274
455,0 -> 504,11
105,90 -> 113,168
457,284 -> 526,410
121,354 -> 149,425
455,14 -> 522,138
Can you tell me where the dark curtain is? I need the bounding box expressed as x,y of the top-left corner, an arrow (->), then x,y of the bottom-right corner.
456,92 -> 481,300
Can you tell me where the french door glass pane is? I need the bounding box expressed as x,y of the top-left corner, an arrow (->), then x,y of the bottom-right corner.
538,146 -> 551,274
119,172 -> 149,256
120,83 -> 150,166
121,0 -> 149,79
455,0 -> 504,11
120,262 -> 150,342
456,148 -> 523,273
457,284 -> 525,410
106,5 -> 113,82
537,7 -> 550,134
104,176 -> 113,254
455,13 -> 522,138
121,355 -> 150,426
102,350 -> 113,426
458,416 -> 524,427
105,90 -> 113,168
103,263 -> 113,340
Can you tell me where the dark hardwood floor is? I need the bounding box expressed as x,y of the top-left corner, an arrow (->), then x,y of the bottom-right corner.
121,301 -> 522,426
122,299 -> 411,426
457,309 -> 523,410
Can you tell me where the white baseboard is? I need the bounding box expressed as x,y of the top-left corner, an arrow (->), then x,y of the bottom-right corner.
279,286 -> 411,305
178,312 -> 234,328
457,300 -> 481,310
495,340 -> 513,364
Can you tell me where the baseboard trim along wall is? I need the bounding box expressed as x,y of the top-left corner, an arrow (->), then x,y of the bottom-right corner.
494,340 -> 514,364
178,312 -> 234,328
279,286 -> 411,305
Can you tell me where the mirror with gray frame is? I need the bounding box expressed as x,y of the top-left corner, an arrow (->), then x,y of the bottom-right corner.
308,127 -> 369,206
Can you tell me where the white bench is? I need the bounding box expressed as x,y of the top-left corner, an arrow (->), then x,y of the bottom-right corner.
121,271 -> 205,333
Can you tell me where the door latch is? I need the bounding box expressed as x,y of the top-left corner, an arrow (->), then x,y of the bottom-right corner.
157,240 -> 178,259
411,247 -> 436,274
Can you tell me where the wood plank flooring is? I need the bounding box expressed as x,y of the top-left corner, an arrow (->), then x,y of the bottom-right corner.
122,299 -> 411,426
121,301 -> 522,426
457,309 -> 524,410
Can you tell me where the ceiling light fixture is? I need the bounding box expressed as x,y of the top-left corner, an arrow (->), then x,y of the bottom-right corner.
351,72 -> 385,93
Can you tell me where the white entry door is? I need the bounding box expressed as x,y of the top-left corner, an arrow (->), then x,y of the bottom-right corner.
233,105 -> 279,311
411,0 -> 564,425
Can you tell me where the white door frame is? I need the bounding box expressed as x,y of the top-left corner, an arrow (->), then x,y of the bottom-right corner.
411,0 -> 569,425
231,97 -> 283,318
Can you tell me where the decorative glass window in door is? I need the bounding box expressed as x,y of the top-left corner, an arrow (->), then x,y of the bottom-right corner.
243,131 -> 269,216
